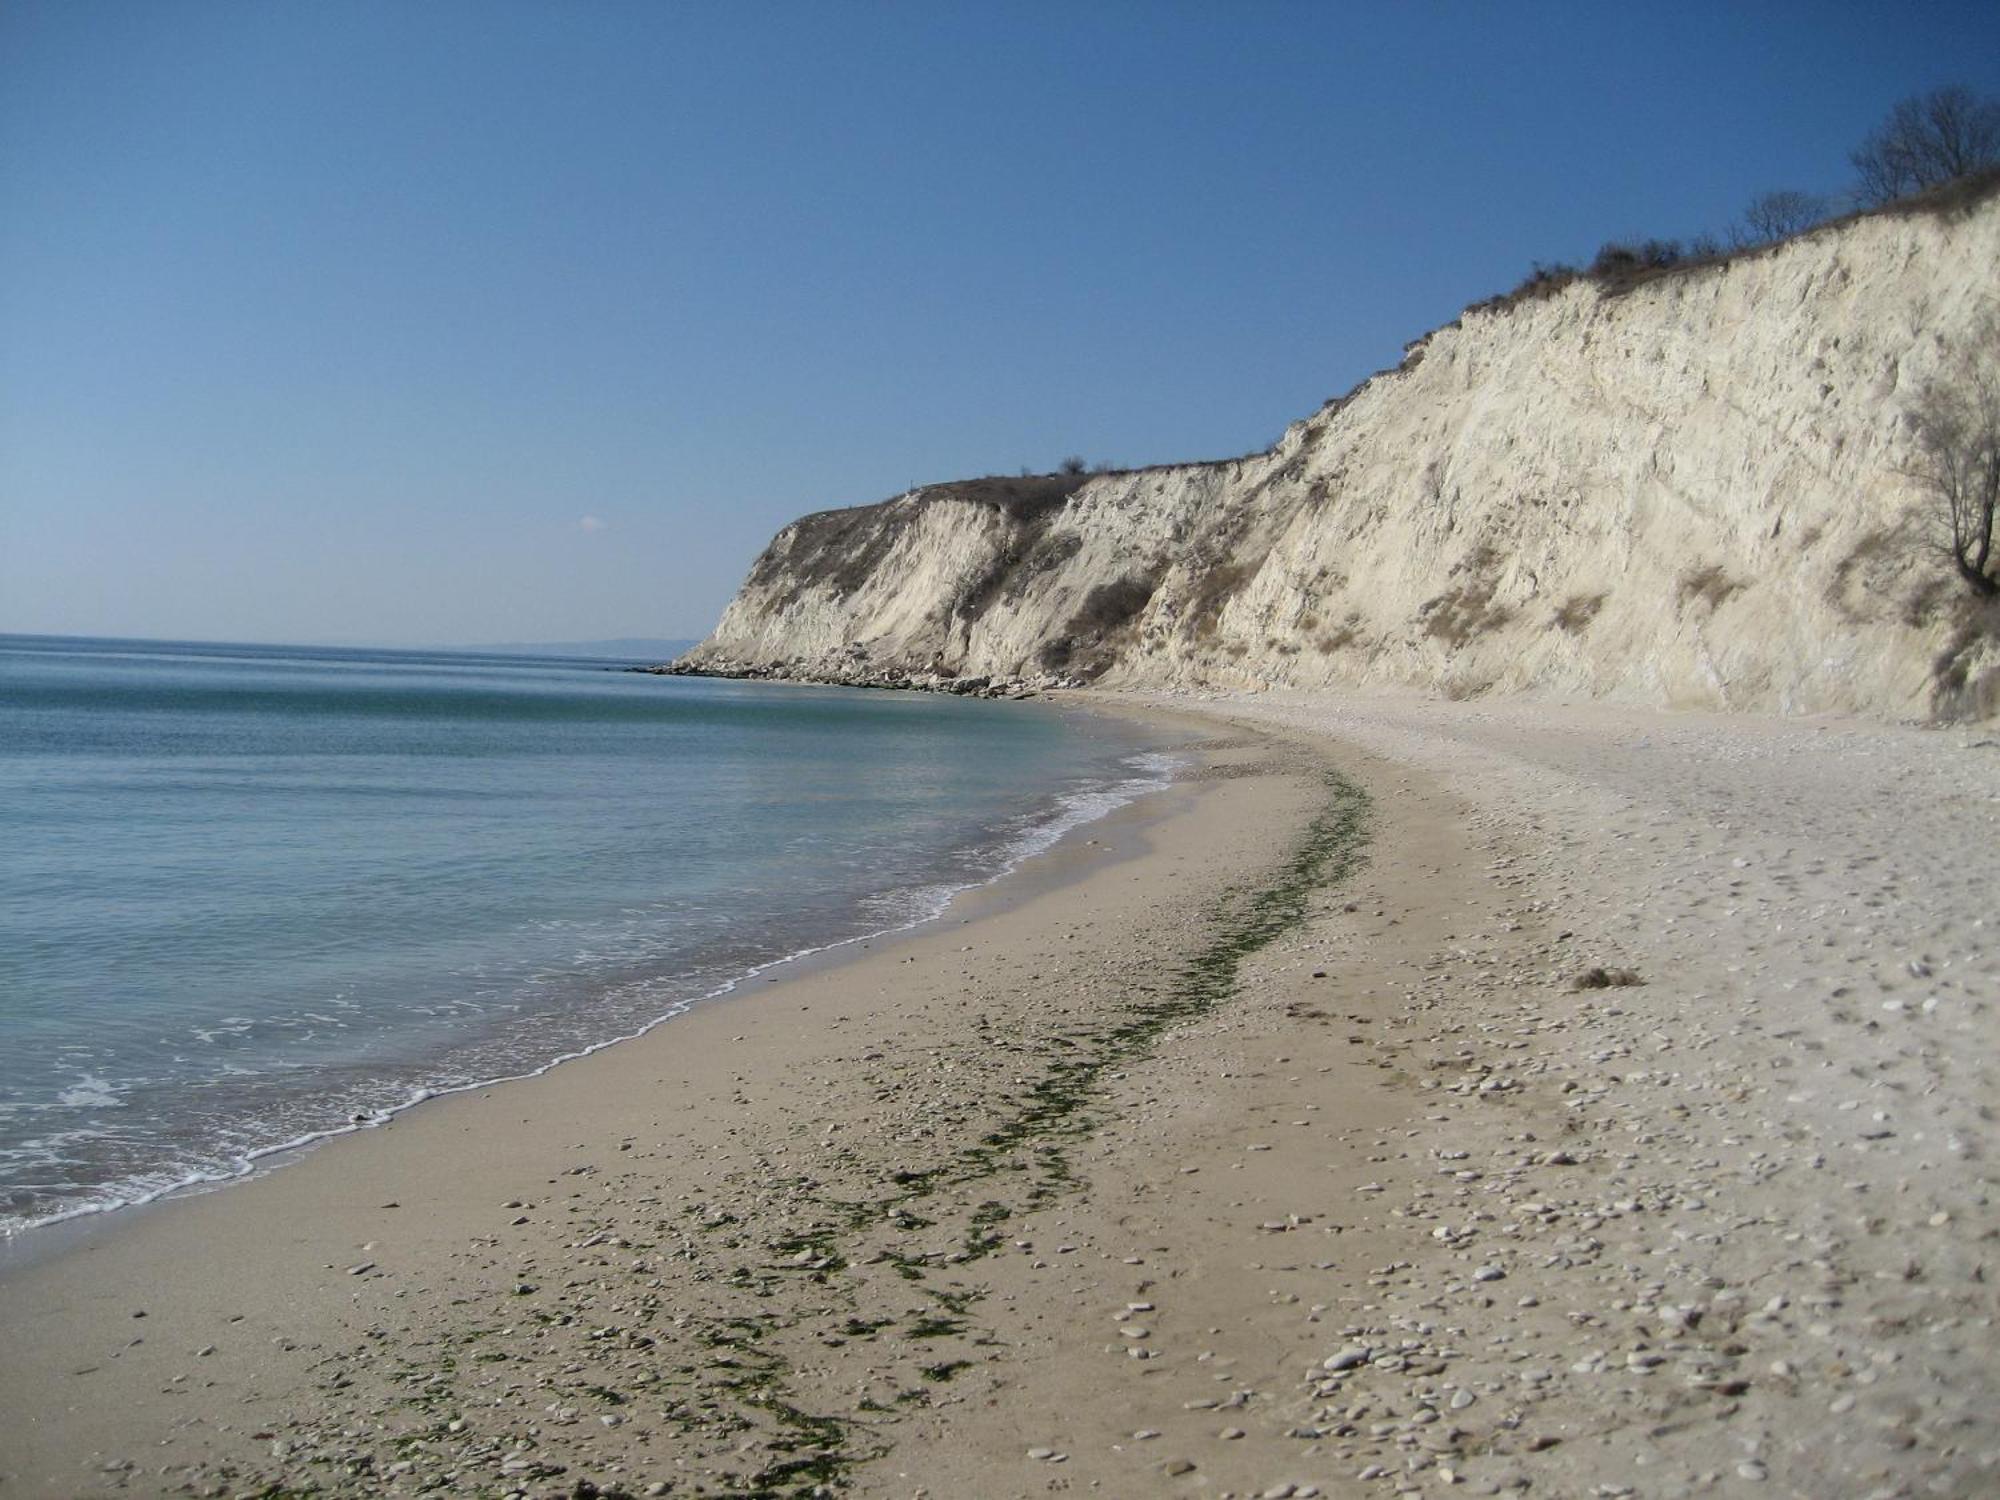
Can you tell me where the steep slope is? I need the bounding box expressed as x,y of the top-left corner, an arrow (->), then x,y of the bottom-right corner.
679,191 -> 2000,719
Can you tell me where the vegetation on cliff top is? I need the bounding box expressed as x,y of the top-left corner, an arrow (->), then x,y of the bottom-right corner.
1468,86 -> 2000,317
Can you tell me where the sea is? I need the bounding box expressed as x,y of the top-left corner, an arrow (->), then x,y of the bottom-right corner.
0,634 -> 1186,1237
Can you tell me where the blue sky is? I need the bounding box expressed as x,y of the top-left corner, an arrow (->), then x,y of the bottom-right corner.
4,1 -> 1997,645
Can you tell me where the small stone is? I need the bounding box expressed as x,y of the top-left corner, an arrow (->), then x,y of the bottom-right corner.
1026,1446 -> 1056,1460
1449,1388 -> 1476,1410
1221,1427 -> 1246,1440
1324,1347 -> 1371,1371
1164,1458 -> 1197,1476
1737,1461 -> 1767,1481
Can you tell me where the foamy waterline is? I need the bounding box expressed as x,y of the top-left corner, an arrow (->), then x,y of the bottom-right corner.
2,745 -> 1183,1240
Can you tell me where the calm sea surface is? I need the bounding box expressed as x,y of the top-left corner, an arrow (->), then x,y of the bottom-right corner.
0,635 -> 1184,1234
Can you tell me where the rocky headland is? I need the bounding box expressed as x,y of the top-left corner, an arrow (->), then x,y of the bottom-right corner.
671,183 -> 2000,723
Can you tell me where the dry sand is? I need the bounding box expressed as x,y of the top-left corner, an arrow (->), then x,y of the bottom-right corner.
1,694 -> 1995,1500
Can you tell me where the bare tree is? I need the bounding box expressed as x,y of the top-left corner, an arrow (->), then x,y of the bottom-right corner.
1904,322 -> 1999,597
1057,455 -> 1088,476
1852,86 -> 2000,207
1738,189 -> 1828,245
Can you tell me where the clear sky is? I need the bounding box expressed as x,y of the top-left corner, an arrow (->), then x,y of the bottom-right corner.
4,1 -> 1998,646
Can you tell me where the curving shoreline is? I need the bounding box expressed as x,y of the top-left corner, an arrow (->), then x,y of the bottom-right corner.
2,692 -> 1994,1499
0,731 -> 1180,1252
0,711 -> 1329,1496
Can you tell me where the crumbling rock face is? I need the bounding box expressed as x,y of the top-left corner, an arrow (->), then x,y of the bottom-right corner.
676,193 -> 2000,720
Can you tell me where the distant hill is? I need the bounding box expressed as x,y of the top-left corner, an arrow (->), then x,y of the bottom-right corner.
458,638 -> 696,662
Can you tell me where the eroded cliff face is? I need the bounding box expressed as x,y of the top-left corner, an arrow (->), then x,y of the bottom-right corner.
681,193 -> 2000,719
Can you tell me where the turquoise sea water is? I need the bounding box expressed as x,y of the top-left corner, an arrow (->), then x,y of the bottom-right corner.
0,635 -> 1183,1234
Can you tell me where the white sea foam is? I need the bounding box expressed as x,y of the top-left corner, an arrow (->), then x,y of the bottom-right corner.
54,1075 -> 122,1109
1,743 -> 1185,1239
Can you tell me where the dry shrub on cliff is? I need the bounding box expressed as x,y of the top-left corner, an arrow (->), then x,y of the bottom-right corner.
1588,238 -> 1696,295
751,503 -> 902,603
1903,574 -> 1956,626
1932,597 -> 2000,719
1461,117 -> 2000,330
1419,545 -> 1511,648
1038,570 -> 1165,680
1421,587 -> 1512,648
756,475 -> 1084,605
1465,261 -> 1582,316
1826,527 -> 1909,621
1873,164 -> 2000,223
1677,564 -> 1745,611
1069,574 -> 1160,636
968,473 -> 1092,522
1553,593 -> 1606,632
954,530 -> 1082,622
1187,563 -> 1255,640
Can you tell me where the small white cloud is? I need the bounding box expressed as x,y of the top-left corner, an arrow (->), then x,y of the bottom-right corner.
578,515 -> 609,534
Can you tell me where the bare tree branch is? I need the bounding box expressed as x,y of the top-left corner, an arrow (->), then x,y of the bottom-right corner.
1903,319 -> 2000,598
1738,190 -> 1829,245
1852,86 -> 2000,207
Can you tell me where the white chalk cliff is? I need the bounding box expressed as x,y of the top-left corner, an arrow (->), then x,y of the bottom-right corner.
680,189 -> 2000,720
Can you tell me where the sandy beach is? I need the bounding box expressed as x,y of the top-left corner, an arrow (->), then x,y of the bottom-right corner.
2,694 -> 1995,1500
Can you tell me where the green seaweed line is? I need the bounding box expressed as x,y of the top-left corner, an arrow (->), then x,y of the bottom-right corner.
726,771 -> 1371,1498
884,768 -> 1372,1217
